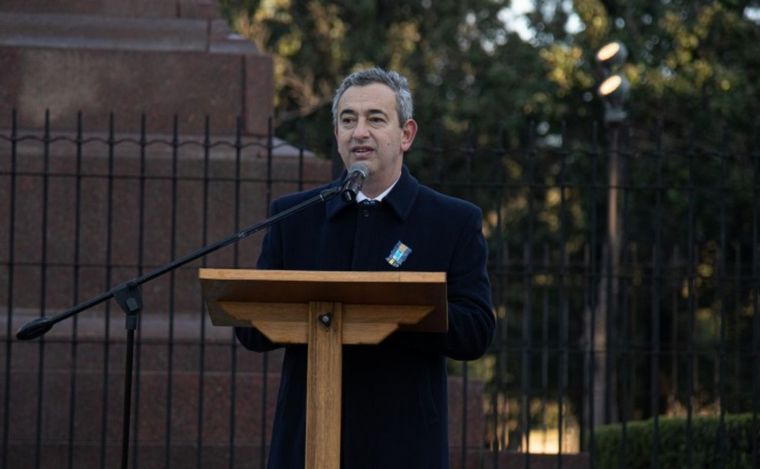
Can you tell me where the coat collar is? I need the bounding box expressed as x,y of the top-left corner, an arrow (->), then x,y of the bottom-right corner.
326,165 -> 419,222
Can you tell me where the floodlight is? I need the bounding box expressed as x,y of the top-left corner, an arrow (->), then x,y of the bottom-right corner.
598,74 -> 629,124
596,41 -> 628,69
599,74 -> 629,100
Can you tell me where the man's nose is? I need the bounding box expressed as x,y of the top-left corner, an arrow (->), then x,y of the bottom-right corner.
352,119 -> 370,139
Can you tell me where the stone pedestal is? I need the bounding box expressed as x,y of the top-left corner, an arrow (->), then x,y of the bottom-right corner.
0,2 -> 282,466
0,0 -> 273,135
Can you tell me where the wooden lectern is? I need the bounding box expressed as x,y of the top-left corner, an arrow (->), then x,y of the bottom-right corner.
199,269 -> 447,469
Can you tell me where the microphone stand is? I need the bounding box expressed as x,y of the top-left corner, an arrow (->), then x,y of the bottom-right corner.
16,185 -> 342,469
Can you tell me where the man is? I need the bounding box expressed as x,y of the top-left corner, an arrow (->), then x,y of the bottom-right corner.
236,67 -> 494,468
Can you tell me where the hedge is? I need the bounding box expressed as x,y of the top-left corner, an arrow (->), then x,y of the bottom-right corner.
591,413 -> 759,468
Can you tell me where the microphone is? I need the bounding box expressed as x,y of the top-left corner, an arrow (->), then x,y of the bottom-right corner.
341,163 -> 369,203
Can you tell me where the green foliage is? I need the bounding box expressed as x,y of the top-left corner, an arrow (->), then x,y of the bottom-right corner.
218,0 -> 760,158
218,0 -> 556,153
550,0 -> 760,143
592,414 -> 760,469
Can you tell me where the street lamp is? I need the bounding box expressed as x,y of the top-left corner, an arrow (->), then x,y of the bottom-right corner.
589,40 -> 629,428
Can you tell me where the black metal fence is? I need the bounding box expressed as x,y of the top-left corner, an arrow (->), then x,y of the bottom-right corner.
1,111 -> 758,468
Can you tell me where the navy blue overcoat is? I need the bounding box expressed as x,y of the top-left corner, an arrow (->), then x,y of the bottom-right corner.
236,167 -> 495,469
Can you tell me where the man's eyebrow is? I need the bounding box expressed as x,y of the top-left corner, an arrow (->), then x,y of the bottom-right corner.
339,108 -> 388,117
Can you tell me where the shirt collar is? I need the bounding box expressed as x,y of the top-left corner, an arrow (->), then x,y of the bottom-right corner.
355,176 -> 399,203
326,166 -> 419,221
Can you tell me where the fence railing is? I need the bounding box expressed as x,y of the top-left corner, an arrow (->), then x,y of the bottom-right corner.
1,111 -> 758,468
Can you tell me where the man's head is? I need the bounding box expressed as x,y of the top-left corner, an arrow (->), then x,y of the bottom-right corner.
331,68 -> 414,127
332,68 -> 418,198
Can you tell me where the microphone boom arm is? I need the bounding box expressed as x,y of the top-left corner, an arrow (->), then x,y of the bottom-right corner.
16,185 -> 342,340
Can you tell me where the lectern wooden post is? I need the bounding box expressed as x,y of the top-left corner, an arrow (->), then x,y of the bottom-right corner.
199,269 -> 447,469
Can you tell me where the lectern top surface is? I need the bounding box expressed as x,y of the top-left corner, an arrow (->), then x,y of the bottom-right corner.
199,268 -> 448,332
199,269 -> 444,284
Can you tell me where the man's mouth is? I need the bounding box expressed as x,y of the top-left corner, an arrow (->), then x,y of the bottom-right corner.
351,146 -> 374,157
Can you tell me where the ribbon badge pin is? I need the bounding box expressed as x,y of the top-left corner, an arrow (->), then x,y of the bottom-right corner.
386,241 -> 412,268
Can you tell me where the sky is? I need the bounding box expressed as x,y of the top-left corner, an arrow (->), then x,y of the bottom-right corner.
501,0 -> 760,40
499,0 -> 583,41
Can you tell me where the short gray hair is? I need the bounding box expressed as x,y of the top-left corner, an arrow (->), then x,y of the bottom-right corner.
331,67 -> 414,127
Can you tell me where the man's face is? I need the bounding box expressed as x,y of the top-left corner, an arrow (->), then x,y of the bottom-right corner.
334,83 -> 417,195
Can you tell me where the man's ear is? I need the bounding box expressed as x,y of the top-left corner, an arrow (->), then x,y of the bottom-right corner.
400,119 -> 418,152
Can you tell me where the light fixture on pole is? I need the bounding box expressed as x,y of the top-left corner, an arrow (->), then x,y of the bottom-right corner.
595,41 -> 629,124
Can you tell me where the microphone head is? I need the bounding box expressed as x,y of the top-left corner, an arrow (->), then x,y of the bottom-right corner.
16,317 -> 54,341
348,162 -> 369,177
342,162 -> 370,203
